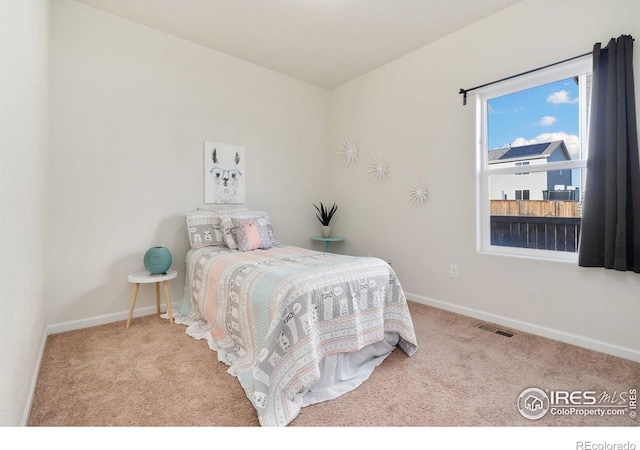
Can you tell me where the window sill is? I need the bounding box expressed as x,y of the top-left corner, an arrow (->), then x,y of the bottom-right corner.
478,246 -> 579,264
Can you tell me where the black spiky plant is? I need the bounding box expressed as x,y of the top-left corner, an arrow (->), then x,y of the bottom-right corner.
314,202 -> 338,226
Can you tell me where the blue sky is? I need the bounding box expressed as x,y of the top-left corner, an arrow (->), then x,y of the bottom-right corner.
487,78 -> 580,158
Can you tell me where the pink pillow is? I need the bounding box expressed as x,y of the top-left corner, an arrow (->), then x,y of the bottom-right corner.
232,217 -> 278,251
242,220 -> 262,250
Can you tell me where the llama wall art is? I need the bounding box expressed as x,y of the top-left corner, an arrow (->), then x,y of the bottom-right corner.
204,142 -> 245,204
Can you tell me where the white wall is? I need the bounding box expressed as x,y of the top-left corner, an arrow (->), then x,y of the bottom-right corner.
3,0 -> 638,427
0,0 -> 50,426
329,0 -> 640,360
48,0 -> 329,326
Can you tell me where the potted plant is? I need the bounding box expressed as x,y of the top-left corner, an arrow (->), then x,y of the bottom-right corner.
314,202 -> 338,238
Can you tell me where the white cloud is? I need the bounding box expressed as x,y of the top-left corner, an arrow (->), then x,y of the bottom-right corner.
547,90 -> 578,104
538,116 -> 557,126
511,132 -> 580,158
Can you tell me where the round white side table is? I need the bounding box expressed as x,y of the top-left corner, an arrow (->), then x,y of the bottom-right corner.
126,269 -> 177,329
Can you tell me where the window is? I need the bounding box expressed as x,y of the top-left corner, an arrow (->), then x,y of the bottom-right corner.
515,161 -> 530,176
476,57 -> 591,261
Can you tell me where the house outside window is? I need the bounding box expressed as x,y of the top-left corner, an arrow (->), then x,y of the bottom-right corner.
514,161 -> 530,176
476,57 -> 591,261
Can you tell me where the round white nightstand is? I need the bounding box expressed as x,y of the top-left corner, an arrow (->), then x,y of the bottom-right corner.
126,269 -> 177,329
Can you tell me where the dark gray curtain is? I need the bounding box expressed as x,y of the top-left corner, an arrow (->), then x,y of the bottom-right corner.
579,35 -> 640,272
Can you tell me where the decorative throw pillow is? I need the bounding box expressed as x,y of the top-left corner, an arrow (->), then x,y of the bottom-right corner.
185,207 -> 248,249
185,210 -> 225,249
232,217 -> 277,251
219,210 -> 278,249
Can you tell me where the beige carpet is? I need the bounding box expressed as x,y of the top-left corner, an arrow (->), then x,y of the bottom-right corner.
28,301 -> 639,428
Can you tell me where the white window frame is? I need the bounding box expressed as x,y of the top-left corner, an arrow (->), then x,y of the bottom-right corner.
475,56 -> 592,262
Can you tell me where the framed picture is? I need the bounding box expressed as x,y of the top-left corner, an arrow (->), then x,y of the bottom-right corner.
204,142 -> 246,204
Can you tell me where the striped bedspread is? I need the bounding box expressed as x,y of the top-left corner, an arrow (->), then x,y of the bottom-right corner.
178,245 -> 418,426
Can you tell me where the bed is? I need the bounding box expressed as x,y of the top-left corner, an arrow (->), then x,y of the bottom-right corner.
173,209 -> 418,426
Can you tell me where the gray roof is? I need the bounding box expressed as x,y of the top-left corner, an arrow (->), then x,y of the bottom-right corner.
488,141 -> 570,163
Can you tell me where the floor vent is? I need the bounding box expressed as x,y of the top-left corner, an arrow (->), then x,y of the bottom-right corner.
476,323 -> 514,337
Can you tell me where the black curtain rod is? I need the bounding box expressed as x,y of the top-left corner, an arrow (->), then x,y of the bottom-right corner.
458,51 -> 591,105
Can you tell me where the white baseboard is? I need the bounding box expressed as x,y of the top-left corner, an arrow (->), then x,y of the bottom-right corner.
48,297 -> 640,363
22,327 -> 48,426
47,304 -> 176,335
406,292 -> 640,363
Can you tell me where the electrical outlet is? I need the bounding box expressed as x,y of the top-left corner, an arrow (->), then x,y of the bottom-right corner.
449,264 -> 458,278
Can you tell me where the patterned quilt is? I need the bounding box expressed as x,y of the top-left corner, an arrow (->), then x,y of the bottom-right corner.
177,245 -> 418,426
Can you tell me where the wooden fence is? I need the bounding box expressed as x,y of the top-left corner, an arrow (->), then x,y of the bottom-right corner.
490,215 -> 581,252
490,200 -> 580,218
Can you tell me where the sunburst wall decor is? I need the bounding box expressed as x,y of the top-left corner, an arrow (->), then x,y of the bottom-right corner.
409,183 -> 429,206
338,137 -> 359,167
368,155 -> 389,182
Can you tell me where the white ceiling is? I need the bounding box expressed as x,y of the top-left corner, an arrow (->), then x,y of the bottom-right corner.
74,0 -> 522,89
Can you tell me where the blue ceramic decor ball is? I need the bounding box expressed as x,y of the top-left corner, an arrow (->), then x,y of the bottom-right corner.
144,246 -> 172,274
